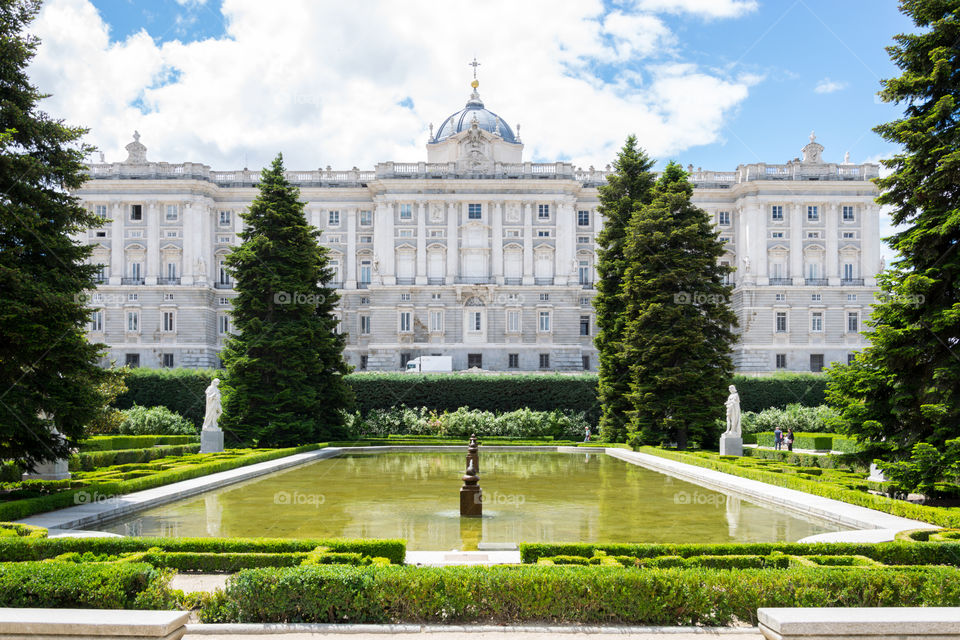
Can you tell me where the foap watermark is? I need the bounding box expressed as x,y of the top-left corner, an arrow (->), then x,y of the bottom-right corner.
74,490 -> 120,506
273,91 -> 322,108
673,291 -> 730,306
273,291 -> 327,306
273,490 -> 325,507
673,490 -> 726,507
877,291 -> 925,307
475,491 -> 526,506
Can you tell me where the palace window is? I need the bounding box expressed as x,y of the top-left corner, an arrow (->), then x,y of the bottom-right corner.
429,310 -> 444,332
162,311 -> 175,332
539,353 -> 550,368
360,210 -> 372,226
468,203 -> 482,220
219,210 -> 231,226
580,315 -> 590,336
126,311 -> 139,332
359,315 -> 371,335
90,310 -> 103,332
807,205 -> 819,221
165,204 -> 179,221
538,204 -> 550,219
810,354 -> 824,372
718,211 -> 730,226
162,353 -> 174,368
577,210 -> 590,226
539,293 -> 549,302
538,310 -> 551,332
776,353 -> 787,369
775,312 -> 787,333
125,353 -> 140,367
771,205 -> 783,221
399,204 -> 412,220
507,310 -> 521,333
811,311 -> 823,333
847,311 -> 859,333
218,314 -> 230,334
537,230 -> 551,237
508,353 -> 519,369
842,206 -> 855,222
130,204 -> 142,221
398,311 -> 412,333
328,210 -> 340,226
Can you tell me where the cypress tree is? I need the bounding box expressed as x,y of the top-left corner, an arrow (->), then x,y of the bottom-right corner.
220,154 -> 354,446
621,162 -> 737,450
593,136 -> 656,442
826,0 -> 960,460
0,0 -> 117,469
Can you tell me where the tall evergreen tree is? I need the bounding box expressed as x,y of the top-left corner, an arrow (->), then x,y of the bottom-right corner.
220,154 -> 354,446
825,0 -> 960,460
621,162 -> 737,450
0,0 -> 116,469
593,136 -> 656,442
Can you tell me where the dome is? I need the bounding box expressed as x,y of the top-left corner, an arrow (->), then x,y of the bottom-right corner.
433,86 -> 518,144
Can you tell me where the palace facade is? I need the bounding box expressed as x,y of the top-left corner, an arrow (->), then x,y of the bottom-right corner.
74,82 -> 881,373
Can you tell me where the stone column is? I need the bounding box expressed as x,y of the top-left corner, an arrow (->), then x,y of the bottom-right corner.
373,200 -> 395,285
198,201 -> 212,284
345,208 -> 357,289
492,201 -> 503,284
826,203 -> 839,285
789,203 -> 803,285
555,199 -> 575,286
416,201 -> 427,285
145,200 -> 159,285
446,201 -> 458,284
522,202 -> 534,285
862,204 -> 881,286
109,202 -> 124,284
181,200 -> 196,286
744,202 -> 766,285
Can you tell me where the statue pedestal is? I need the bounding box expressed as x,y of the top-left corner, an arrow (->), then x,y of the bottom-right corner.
868,463 -> 886,483
719,434 -> 743,457
460,485 -> 482,517
200,429 -> 224,454
22,458 -> 71,481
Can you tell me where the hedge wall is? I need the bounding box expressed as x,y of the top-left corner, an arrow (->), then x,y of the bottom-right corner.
203,564 -> 960,624
0,561 -> 170,609
115,370 -> 828,425
69,444 -> 201,472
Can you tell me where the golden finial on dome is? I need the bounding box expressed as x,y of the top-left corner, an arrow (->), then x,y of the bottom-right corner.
469,57 -> 481,88
471,79 -> 479,89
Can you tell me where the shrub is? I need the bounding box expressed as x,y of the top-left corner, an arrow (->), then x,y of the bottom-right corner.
118,405 -> 196,436
0,561 -> 172,609
209,564 -> 960,624
0,536 -> 406,566
741,404 -> 839,435
0,523 -> 46,538
117,370 -> 829,428
69,444 -> 201,472
355,407 -> 590,440
755,432 -> 835,451
80,435 -> 198,452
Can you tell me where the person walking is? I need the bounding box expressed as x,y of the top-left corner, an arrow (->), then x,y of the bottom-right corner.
774,426 -> 783,450
584,425 -> 591,442
786,428 -> 795,452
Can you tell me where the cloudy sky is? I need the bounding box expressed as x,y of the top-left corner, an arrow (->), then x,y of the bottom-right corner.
27,0 -> 911,254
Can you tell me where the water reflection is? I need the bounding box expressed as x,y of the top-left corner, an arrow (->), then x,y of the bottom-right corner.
89,453 -> 846,550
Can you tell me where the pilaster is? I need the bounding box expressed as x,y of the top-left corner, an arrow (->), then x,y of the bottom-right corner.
145,200 -> 159,285
789,203 -> 803,285
416,201 -> 427,285
492,201 -> 503,284
522,202 -> 534,285
109,202 -> 123,285
826,203 -> 839,285
446,201 -> 458,283
345,208 -> 357,289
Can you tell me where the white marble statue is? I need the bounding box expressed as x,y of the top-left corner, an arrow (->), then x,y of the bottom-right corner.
724,384 -> 741,436
202,378 -> 222,431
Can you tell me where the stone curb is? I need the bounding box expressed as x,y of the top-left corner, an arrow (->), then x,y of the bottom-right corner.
184,623 -> 757,634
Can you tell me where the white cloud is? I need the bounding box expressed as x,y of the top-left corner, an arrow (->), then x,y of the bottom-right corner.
28,0 -> 757,171
814,78 -> 847,94
632,0 -> 759,19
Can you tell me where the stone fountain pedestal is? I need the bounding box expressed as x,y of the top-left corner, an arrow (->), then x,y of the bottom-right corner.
200,429 -> 224,454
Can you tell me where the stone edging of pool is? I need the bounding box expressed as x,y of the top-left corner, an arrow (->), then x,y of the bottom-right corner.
181,622 -> 762,636
15,446 -> 936,542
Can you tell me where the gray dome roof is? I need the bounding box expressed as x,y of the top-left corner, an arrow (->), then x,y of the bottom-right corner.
433,89 -> 517,144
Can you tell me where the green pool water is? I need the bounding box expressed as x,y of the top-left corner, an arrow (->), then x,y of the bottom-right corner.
88,452 -> 845,549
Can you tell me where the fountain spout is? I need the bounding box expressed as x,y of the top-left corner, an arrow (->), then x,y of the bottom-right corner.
467,433 -> 480,474
460,445 -> 482,518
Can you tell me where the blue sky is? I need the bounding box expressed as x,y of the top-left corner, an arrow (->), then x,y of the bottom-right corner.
31,0 -> 912,174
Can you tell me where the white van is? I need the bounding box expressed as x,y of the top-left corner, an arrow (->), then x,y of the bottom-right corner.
405,356 -> 453,373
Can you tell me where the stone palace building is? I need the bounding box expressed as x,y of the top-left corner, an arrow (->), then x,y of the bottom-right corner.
74,79 -> 881,373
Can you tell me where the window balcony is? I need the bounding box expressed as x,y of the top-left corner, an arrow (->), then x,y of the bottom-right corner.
768,278 -> 793,286
503,277 -> 523,285
534,277 -> 554,285
579,280 -> 594,289
456,276 -> 492,284
214,281 -> 233,289
121,277 -> 144,285
427,278 -> 445,286
329,280 -> 344,289
805,278 -> 829,286
841,278 -> 865,286
157,277 -> 181,285
396,277 -> 415,285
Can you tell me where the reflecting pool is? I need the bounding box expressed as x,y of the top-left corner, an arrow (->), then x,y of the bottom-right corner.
88,452 -> 847,549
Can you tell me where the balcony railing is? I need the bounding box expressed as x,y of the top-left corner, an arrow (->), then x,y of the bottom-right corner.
157,277 -> 180,285
329,281 -> 344,289
841,278 -> 865,286
534,277 -> 554,285
456,276 -> 492,284
805,278 -> 829,286
579,281 -> 594,289
121,277 -> 144,285
427,278 -> 445,285
214,281 -> 233,289
503,278 -> 523,286
395,277 -> 415,285
357,282 -> 370,289
768,278 -> 793,286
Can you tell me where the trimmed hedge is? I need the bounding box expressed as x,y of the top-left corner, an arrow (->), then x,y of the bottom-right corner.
0,444 -> 323,522
0,561 -> 171,609
80,435 -> 198,452
641,447 -> 960,528
755,432 -> 835,451
0,536 -> 406,566
70,444 -> 200,471
116,370 -> 829,426
519,541 -> 960,566
204,564 -> 960,624
0,523 -> 47,539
